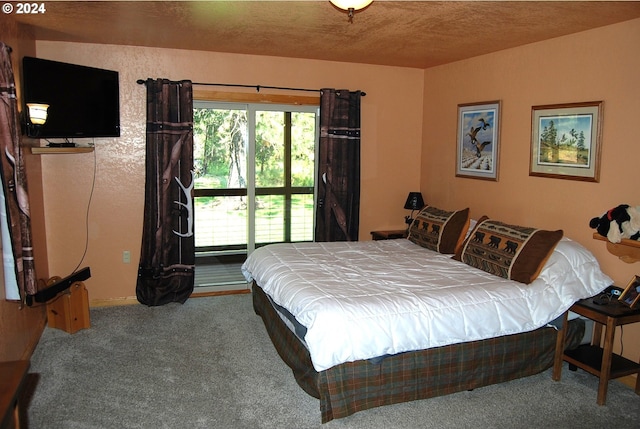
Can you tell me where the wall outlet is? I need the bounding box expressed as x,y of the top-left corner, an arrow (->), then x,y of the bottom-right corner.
122,250 -> 131,264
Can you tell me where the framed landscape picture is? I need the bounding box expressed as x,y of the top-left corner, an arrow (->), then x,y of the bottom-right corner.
530,101 -> 603,182
456,101 -> 501,181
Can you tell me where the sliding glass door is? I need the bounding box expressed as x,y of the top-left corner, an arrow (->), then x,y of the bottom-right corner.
193,101 -> 318,289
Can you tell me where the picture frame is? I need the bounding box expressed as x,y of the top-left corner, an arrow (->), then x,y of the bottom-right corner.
456,101 -> 501,181
619,275 -> 640,309
530,101 -> 603,182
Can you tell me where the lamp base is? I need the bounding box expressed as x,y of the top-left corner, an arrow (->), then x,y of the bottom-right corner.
405,211 -> 416,225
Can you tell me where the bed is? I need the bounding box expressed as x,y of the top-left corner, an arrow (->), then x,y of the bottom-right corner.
242,208 -> 613,422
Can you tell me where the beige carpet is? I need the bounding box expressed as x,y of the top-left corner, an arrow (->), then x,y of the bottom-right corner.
23,294 -> 640,429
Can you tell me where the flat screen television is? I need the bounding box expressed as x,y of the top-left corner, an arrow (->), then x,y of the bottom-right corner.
22,56 -> 120,139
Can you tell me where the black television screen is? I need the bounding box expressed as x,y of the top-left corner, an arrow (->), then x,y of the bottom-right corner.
22,56 -> 120,138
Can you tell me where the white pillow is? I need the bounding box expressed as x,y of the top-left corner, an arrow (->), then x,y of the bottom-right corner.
537,237 -> 613,298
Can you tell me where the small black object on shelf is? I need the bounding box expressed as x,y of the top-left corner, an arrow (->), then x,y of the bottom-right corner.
47,142 -> 76,148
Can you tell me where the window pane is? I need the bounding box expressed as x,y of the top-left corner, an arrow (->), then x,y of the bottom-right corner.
291,112 -> 316,188
195,196 -> 247,247
193,108 -> 247,189
255,195 -> 284,243
291,194 -> 314,242
255,111 -> 284,188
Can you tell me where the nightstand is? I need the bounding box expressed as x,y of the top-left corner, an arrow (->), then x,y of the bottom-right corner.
552,296 -> 640,405
370,229 -> 407,240
0,360 -> 30,429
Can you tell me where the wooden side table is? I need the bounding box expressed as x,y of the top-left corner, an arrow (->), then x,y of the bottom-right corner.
370,229 -> 407,240
0,360 -> 30,429
552,297 -> 640,405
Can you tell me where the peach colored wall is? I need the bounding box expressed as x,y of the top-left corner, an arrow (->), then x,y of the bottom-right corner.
422,19 -> 640,361
33,41 -> 424,302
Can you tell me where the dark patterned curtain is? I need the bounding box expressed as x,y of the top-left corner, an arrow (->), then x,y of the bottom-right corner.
136,79 -> 195,306
0,43 -> 37,303
315,89 -> 361,242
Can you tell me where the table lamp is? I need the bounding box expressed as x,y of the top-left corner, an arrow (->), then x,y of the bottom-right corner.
404,192 -> 425,228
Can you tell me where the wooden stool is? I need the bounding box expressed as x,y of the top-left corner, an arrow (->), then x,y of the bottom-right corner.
46,281 -> 90,334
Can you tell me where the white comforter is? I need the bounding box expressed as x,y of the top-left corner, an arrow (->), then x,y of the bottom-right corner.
242,238 -> 611,372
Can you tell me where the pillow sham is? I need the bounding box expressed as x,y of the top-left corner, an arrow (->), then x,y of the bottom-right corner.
407,206 -> 470,254
454,217 -> 563,284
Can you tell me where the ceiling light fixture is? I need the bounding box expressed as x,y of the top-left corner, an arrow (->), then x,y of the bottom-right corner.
330,0 -> 373,23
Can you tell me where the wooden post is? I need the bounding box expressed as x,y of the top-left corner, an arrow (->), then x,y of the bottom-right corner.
552,310 -> 569,381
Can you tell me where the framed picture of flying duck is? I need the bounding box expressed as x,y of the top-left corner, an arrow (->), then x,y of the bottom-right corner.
529,101 -> 603,182
456,100 -> 501,180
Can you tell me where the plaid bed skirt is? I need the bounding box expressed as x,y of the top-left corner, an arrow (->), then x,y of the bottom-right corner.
252,282 -> 584,423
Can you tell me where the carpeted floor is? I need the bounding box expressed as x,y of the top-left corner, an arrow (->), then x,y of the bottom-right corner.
24,294 -> 640,429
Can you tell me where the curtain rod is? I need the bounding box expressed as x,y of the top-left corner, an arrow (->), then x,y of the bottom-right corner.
136,79 -> 366,96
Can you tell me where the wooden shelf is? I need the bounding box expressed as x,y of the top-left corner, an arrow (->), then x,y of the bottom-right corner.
30,146 -> 94,155
565,344 -> 640,379
593,232 -> 640,263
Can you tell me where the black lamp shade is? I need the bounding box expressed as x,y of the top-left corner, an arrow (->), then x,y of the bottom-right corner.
404,192 -> 425,211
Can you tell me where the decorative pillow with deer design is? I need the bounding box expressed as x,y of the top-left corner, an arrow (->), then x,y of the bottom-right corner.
407,206 -> 469,254
454,218 -> 563,284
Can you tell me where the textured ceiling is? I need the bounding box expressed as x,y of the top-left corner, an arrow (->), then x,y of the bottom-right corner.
7,1 -> 640,69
